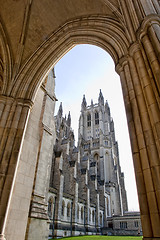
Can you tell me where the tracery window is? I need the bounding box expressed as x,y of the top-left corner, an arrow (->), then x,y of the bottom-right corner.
87,113 -> 91,127
95,112 -> 99,125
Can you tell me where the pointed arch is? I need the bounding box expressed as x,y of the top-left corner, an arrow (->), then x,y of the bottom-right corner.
10,15 -> 130,101
94,153 -> 99,161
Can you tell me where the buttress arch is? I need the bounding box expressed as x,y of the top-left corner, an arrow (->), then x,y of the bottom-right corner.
0,1 -> 160,240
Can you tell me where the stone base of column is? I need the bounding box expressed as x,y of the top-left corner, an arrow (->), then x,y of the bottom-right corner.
0,234 -> 6,240
26,193 -> 50,240
26,217 -> 50,240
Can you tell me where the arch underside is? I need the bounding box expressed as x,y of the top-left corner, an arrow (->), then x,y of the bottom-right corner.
8,15 -> 130,101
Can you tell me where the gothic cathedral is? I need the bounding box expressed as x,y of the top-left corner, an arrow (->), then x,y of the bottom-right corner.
47,80 -> 140,238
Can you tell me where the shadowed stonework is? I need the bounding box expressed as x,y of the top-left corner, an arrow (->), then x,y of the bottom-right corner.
0,1 -> 160,240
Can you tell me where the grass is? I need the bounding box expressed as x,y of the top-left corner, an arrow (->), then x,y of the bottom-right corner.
50,236 -> 143,240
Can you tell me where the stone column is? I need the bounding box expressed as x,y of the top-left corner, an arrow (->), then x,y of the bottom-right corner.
139,0 -> 157,15
104,196 -> 108,228
26,72 -> 56,240
96,193 -> 100,231
119,0 -> 136,43
138,0 -> 160,59
0,96 -> 32,240
72,181 -> 78,236
85,188 -> 90,233
116,58 -> 153,238
141,33 -> 160,100
116,39 -> 160,239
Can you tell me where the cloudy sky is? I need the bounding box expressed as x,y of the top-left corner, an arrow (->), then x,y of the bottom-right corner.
54,44 -> 139,211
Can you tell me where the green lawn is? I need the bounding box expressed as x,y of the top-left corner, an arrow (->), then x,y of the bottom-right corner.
51,236 -> 143,240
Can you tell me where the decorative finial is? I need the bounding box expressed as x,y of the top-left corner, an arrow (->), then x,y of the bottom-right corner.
98,89 -> 104,105
58,102 -> 63,117
67,111 -> 71,127
81,94 -> 87,109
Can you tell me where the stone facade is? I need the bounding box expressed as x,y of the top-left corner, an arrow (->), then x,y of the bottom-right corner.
106,212 -> 142,236
47,89 -> 131,238
0,1 -> 160,240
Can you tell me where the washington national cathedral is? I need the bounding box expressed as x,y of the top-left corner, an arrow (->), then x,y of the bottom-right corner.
1,1 -> 160,239
48,71 -> 142,238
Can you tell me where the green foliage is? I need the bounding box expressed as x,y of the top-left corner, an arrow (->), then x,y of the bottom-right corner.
50,236 -> 143,240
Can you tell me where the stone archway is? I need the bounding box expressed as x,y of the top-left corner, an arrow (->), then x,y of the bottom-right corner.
0,1 -> 160,240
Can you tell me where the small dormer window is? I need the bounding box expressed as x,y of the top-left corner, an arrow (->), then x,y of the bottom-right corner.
95,112 -> 99,125
87,114 -> 91,127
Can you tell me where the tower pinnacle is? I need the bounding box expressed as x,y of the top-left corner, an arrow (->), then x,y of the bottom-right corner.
67,111 -> 71,127
81,94 -> 87,110
105,100 -> 110,115
58,102 -> 63,117
98,89 -> 104,105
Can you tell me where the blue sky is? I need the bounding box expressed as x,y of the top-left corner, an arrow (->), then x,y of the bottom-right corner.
54,44 -> 139,211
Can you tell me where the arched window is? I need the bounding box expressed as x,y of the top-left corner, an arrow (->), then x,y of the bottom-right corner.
48,198 -> 53,219
67,202 -> 71,217
81,207 -> 84,220
95,112 -> 99,125
106,198 -> 109,216
89,209 -> 91,221
100,212 -> 103,225
87,113 -> 91,127
77,205 -> 79,219
61,200 -> 65,216
92,210 -> 95,222
94,153 -> 99,161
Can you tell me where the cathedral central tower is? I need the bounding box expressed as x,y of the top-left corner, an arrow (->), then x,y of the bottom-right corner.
48,89 -> 129,238
78,90 -> 128,216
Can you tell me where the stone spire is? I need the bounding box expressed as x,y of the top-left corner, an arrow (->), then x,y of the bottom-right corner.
67,111 -> 71,127
58,102 -> 63,117
81,94 -> 87,110
91,99 -> 93,106
98,89 -> 104,105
